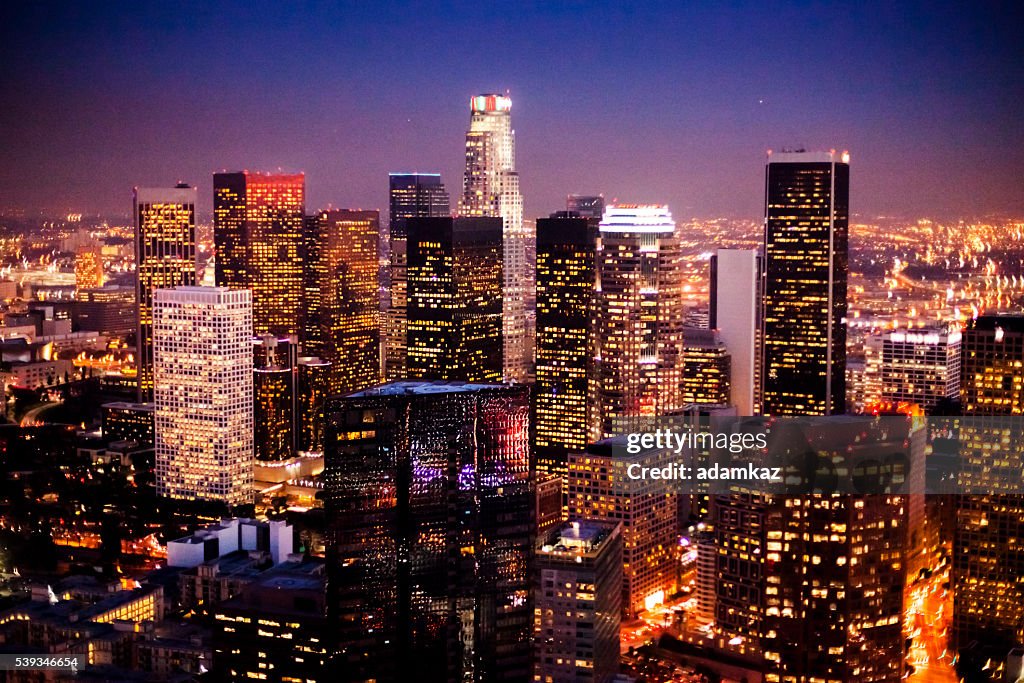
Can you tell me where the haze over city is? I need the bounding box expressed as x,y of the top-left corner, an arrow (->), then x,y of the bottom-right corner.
2,1 -> 1023,219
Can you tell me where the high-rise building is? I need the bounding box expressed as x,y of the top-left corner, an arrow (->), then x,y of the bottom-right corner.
761,150 -> 849,416
406,216 -> 503,382
213,171 -> 305,337
594,205 -> 685,437
312,209 -> 380,395
566,194 -> 606,220
568,438 -> 677,617
534,520 -> 622,683
324,380 -> 532,682
296,356 -> 330,453
75,243 -> 104,290
534,213 -> 598,487
153,286 -> 253,508
253,335 -> 298,462
681,327 -> 731,407
878,324 -> 961,411
301,214 -> 323,354
134,184 -> 197,401
710,249 -> 761,416
385,173 -> 450,381
954,315 -> 1024,651
458,94 -> 531,383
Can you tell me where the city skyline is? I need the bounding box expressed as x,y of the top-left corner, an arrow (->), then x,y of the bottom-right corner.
2,3 -> 1023,220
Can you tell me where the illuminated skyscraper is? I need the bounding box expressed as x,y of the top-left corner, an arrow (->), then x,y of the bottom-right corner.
386,173 -> 450,381
406,216 -> 503,382
566,194 -> 606,220
568,439 -> 677,617
134,184 -> 197,401
253,335 -> 298,462
75,243 -> 104,291
311,209 -> 381,394
458,94 -> 531,383
534,213 -> 598,487
213,171 -> 305,337
681,327 -> 731,407
301,214 -> 323,353
761,150 -> 848,416
710,248 -> 762,416
324,380 -> 532,682
878,324 -> 961,411
296,356 -> 330,453
954,315 -> 1024,652
153,286 -> 253,507
534,520 -> 622,683
594,205 -> 684,437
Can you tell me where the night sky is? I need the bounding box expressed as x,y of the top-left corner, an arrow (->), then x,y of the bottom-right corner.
2,1 -> 1022,221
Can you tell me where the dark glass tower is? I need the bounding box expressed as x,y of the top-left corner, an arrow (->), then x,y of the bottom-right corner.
213,171 -> 305,337
761,150 -> 848,416
534,214 -> 598,489
134,184 -> 197,401
252,335 -> 298,461
324,380 -> 533,682
406,216 -> 503,383
386,173 -> 450,381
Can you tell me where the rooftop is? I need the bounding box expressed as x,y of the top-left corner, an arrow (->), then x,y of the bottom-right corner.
346,379 -> 510,397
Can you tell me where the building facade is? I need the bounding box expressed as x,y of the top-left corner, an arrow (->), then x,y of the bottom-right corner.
681,327 -> 731,407
134,184 -> 197,401
324,380 -> 533,682
213,171 -> 305,337
458,94 -> 531,383
761,150 -> 849,416
710,248 -> 761,416
153,286 -> 253,507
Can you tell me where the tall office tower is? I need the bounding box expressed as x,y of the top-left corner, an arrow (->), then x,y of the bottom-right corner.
213,171 -> 305,337
710,249 -> 761,416
761,150 -> 849,416
954,315 -> 1024,651
568,439 -> 677,617
534,214 -> 598,488
301,214 -> 323,354
567,194 -> 606,220
681,327 -> 731,406
385,173 -> 450,381
711,418 -> 919,681
406,216 -> 503,382
133,184 -> 197,401
153,286 -> 253,507
594,205 -> 685,437
312,209 -> 381,395
458,94 -> 531,383
877,324 -> 961,411
253,335 -> 298,461
296,356 -> 330,453
324,380 -> 532,682
75,243 -> 104,291
534,521 -> 622,683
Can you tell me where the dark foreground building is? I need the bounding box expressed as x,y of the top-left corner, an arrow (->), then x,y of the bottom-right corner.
323,380 -> 533,682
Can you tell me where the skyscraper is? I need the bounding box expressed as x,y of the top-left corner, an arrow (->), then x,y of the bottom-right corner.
296,356 -> 330,453
458,94 -> 531,383
253,335 -> 298,462
406,216 -> 503,382
878,324 -> 961,411
568,439 -> 677,617
386,173 -> 450,381
534,520 -> 622,683
153,286 -> 253,507
534,213 -> 598,487
324,380 -> 532,682
313,209 -> 381,395
681,327 -> 731,407
301,214 -> 323,354
710,248 -> 761,416
594,205 -> 685,437
134,184 -> 197,401
761,150 -> 849,416
213,171 -> 305,337
954,315 -> 1024,652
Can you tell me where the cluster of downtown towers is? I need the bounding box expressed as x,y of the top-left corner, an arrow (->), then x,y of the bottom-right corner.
130,94 -> 1017,682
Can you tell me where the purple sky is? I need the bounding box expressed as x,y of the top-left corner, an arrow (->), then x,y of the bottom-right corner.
2,2 -> 1023,221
